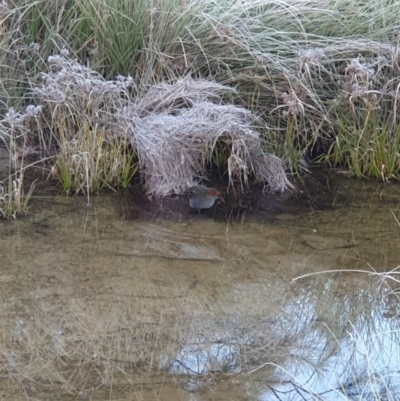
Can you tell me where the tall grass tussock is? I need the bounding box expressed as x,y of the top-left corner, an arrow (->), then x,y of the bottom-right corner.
1,0 -> 400,215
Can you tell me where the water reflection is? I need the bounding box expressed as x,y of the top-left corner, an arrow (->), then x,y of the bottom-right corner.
258,278 -> 400,400
0,175 -> 399,400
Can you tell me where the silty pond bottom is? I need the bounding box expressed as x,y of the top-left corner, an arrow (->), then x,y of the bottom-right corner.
0,172 -> 400,400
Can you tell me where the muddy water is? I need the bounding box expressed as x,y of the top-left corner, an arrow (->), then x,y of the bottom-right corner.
1,173 -> 400,400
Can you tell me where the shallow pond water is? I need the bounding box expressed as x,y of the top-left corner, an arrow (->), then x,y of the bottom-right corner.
0,172 -> 400,400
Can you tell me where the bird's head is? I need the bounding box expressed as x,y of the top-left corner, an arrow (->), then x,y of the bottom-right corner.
208,188 -> 225,203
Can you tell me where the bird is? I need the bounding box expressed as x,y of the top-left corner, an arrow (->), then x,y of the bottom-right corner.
187,185 -> 224,211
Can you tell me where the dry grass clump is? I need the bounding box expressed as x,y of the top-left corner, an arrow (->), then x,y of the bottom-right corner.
0,109 -> 36,218
0,174 -> 34,218
123,77 -> 293,195
42,57 -> 136,194
6,50 -> 138,195
7,52 -> 292,196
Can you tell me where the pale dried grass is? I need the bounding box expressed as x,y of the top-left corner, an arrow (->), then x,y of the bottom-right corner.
4,53 -> 293,196
123,77 -> 293,195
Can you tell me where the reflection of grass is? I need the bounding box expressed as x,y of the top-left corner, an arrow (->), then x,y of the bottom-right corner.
271,273 -> 400,401
2,271 -> 399,400
0,303 -> 283,398
0,298 -> 396,401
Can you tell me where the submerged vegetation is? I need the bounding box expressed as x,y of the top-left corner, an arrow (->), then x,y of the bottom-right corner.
1,0 -> 400,216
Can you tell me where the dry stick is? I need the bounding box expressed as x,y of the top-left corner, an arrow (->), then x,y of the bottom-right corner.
291,268 -> 378,284
292,265 -> 400,286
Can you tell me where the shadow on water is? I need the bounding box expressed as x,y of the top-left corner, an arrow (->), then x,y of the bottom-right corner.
0,170 -> 400,400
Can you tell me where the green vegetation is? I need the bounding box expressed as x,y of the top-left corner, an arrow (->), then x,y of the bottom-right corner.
0,171 -> 34,218
1,0 -> 400,217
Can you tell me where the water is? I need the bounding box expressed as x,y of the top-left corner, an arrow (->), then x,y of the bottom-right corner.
0,173 -> 400,400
